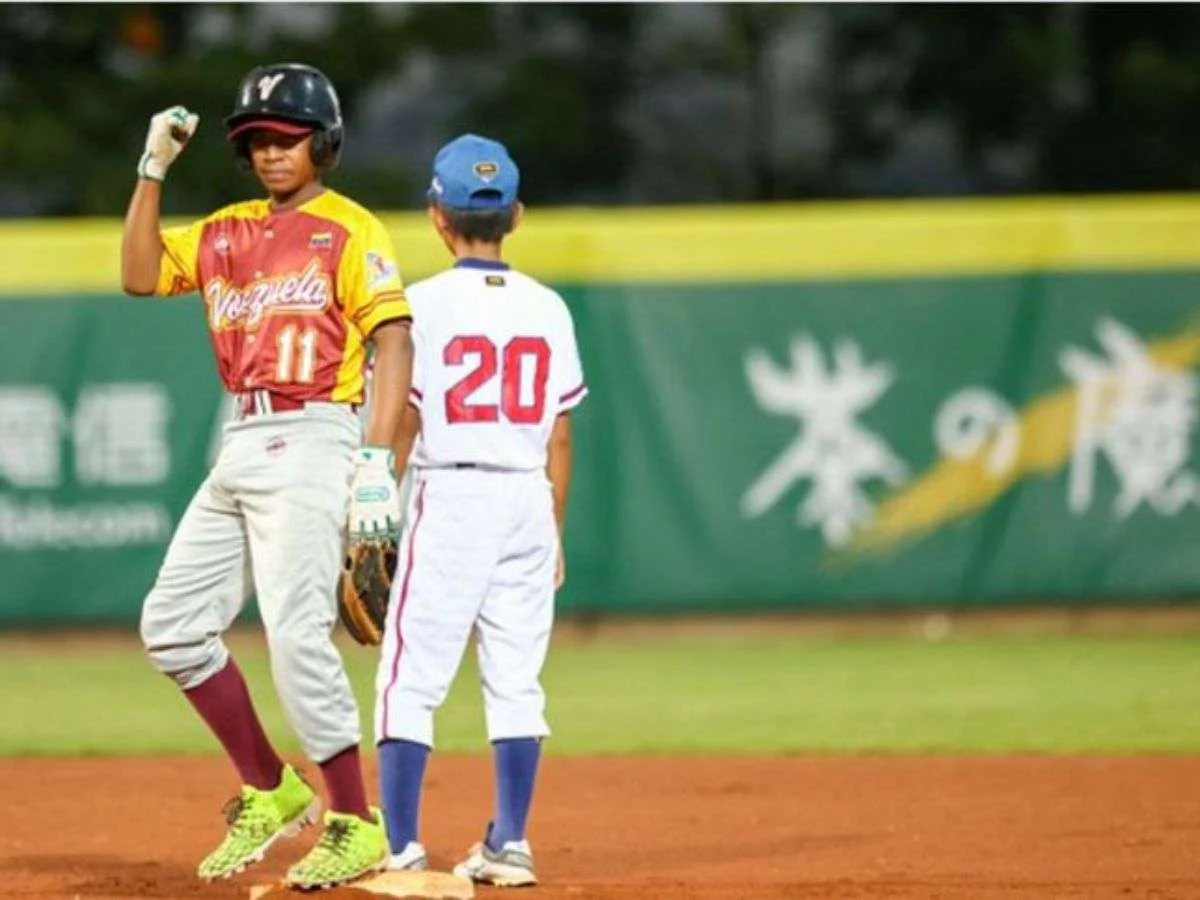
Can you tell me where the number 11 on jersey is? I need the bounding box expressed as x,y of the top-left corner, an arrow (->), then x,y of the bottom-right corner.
276,324 -> 318,384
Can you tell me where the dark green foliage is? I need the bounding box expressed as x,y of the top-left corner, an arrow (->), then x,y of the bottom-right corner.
2,4 -> 1199,214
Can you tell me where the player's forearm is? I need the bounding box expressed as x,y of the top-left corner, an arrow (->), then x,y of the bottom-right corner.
363,320 -> 414,452
392,404 -> 421,473
121,180 -> 165,296
546,413 -> 573,534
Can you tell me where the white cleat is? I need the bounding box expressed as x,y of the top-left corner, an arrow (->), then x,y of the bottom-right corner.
452,838 -> 537,887
387,840 -> 429,872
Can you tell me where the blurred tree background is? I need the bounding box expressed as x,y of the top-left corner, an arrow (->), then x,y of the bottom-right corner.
1,2 -> 1198,216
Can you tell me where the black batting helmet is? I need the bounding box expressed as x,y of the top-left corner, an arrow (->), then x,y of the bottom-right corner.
224,63 -> 344,169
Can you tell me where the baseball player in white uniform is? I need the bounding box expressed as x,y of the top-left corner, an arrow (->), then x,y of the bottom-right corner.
372,134 -> 586,887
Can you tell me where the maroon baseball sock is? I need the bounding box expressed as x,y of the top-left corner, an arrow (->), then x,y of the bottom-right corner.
320,745 -> 371,820
184,658 -> 284,791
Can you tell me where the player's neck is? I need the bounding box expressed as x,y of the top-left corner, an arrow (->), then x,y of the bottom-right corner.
267,180 -> 325,213
451,239 -> 504,263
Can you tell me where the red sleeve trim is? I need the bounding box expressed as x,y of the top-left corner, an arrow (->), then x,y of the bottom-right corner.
354,292 -> 409,325
162,244 -> 190,277
365,313 -> 413,336
559,383 -> 587,404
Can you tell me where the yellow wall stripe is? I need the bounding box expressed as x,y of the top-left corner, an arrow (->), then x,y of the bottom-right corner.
837,323 -> 1200,562
3,194 -> 1200,294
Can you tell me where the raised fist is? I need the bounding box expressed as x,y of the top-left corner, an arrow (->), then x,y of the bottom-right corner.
137,105 -> 199,182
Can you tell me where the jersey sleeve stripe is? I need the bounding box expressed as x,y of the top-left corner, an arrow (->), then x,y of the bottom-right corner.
157,242 -> 196,295
351,291 -> 409,324
162,243 -> 190,277
350,296 -> 383,323
558,383 -> 588,412
559,383 -> 587,404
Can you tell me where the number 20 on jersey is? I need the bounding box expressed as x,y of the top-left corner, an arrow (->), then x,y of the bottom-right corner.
444,335 -> 550,425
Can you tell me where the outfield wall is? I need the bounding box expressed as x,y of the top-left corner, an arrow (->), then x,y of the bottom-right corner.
3,196 -> 1200,622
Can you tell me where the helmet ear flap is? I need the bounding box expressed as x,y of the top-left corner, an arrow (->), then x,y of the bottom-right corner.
309,130 -> 328,168
308,129 -> 342,170
234,135 -> 252,170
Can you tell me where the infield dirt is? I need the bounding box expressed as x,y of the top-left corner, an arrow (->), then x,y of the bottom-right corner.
2,753 -> 1198,899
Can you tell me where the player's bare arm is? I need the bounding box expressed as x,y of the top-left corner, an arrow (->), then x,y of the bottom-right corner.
363,320 -> 414,450
121,106 -> 198,295
391,403 -> 422,473
347,320 -> 413,542
547,411 -> 573,588
121,181 -> 165,295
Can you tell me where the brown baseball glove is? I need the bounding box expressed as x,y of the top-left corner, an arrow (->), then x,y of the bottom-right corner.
338,536 -> 397,646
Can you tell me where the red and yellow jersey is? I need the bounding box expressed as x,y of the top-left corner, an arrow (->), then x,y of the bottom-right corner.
155,190 -> 411,405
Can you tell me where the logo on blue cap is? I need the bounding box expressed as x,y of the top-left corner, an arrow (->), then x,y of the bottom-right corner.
428,134 -> 519,210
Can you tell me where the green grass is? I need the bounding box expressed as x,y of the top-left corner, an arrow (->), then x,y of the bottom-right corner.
1,631 -> 1198,756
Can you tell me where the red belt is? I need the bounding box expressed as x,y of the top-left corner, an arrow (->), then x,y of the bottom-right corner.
238,389 -> 307,417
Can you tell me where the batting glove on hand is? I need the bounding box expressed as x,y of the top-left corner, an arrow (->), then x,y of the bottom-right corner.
138,105 -> 199,182
348,447 -> 401,539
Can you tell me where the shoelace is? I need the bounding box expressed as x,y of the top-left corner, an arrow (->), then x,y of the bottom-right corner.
220,791 -> 271,834
221,795 -> 247,827
314,820 -> 353,855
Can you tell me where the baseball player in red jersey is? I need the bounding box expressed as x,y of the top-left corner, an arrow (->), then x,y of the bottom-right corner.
120,63 -> 413,889
373,135 -> 587,886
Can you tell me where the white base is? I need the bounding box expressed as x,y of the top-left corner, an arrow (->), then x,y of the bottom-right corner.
250,870 -> 474,898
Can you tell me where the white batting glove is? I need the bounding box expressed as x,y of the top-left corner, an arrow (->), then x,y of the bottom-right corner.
137,105 -> 199,182
348,447 -> 401,539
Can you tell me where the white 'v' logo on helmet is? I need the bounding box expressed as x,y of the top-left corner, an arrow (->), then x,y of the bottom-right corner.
257,73 -> 286,101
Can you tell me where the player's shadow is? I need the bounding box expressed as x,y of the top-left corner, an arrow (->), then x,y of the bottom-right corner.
2,853 -> 242,898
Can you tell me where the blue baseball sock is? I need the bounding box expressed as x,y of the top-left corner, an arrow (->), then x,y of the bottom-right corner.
378,739 -> 430,853
489,737 -> 541,849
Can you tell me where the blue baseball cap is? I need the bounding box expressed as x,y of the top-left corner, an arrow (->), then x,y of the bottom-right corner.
427,133 -> 519,210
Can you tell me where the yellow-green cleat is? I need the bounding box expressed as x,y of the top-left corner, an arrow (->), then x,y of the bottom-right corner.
285,807 -> 389,890
197,764 -> 320,881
